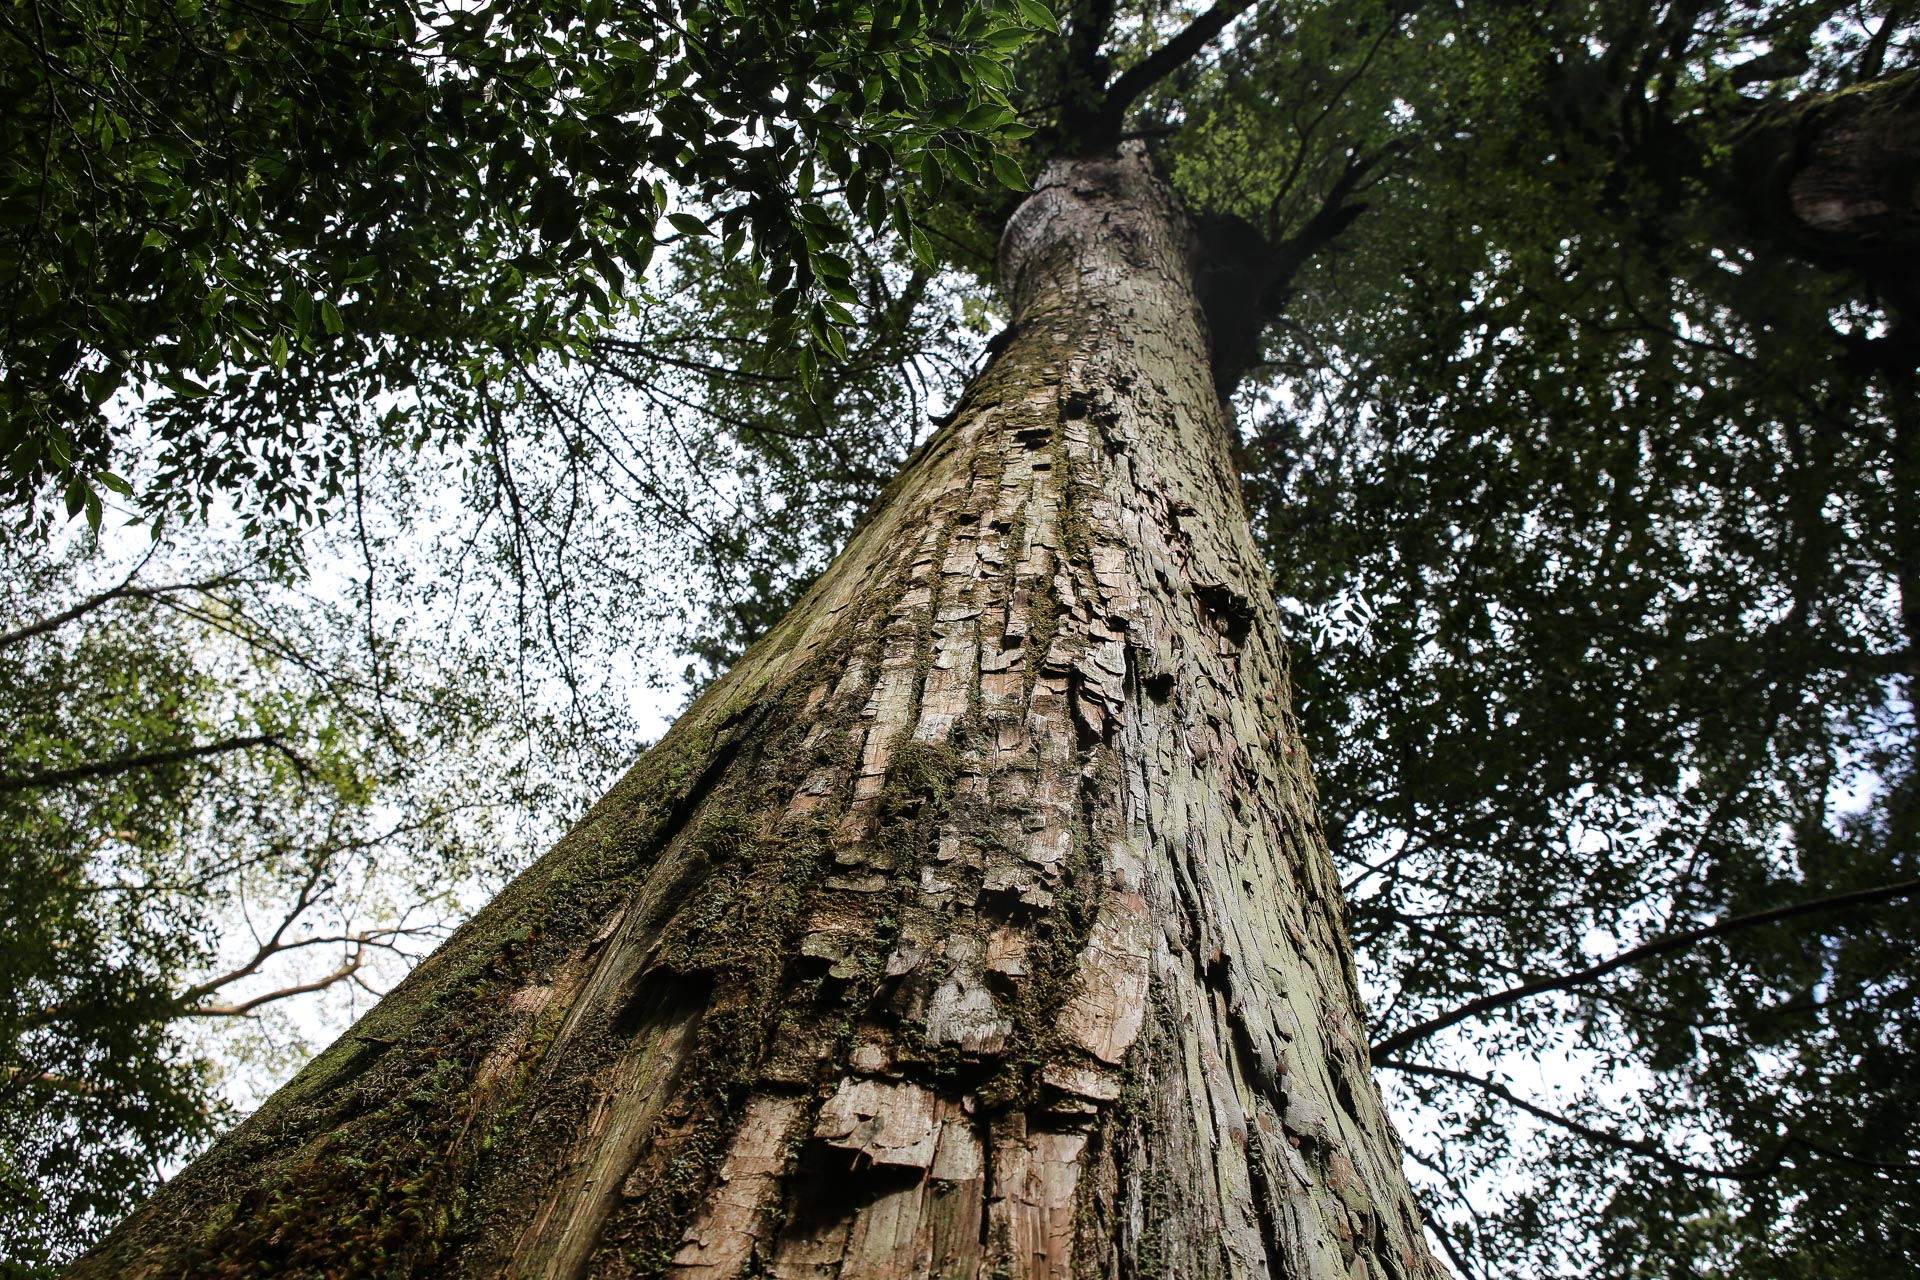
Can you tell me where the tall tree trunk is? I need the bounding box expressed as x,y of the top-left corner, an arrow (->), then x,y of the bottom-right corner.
72,144 -> 1436,1280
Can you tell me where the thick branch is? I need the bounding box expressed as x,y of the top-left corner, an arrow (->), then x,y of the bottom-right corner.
1731,68 -> 1920,325
0,733 -> 309,793
0,575 -> 143,649
1370,878 -> 1920,1062
1199,148 -> 1388,395
1091,0 -> 1256,145
1057,0 -> 1118,148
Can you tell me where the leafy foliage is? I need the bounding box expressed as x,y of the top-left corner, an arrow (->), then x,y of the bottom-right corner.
6,0 -> 1920,1275
0,0 -> 1048,525
0,520 -> 619,1271
1227,0 -> 1920,1273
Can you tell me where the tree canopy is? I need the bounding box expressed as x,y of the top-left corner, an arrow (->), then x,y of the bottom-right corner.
0,0 -> 1049,524
3,0 -> 1917,1276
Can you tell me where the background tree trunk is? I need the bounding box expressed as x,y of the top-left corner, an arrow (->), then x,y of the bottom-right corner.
71,144 -> 1436,1280
1733,68 -> 1920,321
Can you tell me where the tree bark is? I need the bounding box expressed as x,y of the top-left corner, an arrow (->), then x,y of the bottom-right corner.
70,144 -> 1436,1280
1732,69 -> 1920,322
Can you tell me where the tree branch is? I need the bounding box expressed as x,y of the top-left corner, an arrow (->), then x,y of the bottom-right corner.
0,551 -> 150,648
174,860 -> 332,1007
1093,0 -> 1256,144
1380,1059 -> 1783,1181
184,952 -> 367,1018
1370,878 -> 1920,1062
1401,1148 -> 1491,1280
0,560 -> 243,651
0,733 -> 312,793
1385,1059 -> 1920,1178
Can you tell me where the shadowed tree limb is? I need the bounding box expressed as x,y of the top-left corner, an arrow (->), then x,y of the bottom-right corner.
0,733 -> 313,793
1403,1147 -> 1491,1280
1091,0 -> 1258,145
1380,1059 -> 1788,1181
1371,878 -> 1920,1062
1384,1059 -> 1920,1178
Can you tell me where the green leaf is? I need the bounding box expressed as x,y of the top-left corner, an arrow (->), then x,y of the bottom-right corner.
1015,0 -> 1058,32
988,150 -> 1031,192
817,319 -> 849,361
959,103 -> 1014,131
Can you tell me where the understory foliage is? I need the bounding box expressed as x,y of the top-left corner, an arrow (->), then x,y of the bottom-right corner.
0,515 -> 629,1273
4,0 -> 1919,1275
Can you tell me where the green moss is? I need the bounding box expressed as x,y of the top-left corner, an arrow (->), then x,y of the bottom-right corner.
180,932 -> 538,1279
881,738 -> 961,815
597,661 -> 884,1276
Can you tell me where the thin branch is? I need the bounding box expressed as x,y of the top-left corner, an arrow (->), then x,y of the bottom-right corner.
177,861 -> 331,1005
1387,1059 -> 1920,1178
1402,1148 -> 1489,1280
1790,1131 -> 1920,1174
0,545 -> 152,648
185,952 -> 367,1018
0,733 -> 312,793
1381,1059 -> 1780,1181
1371,878 -> 1920,1062
0,563 -> 246,650
1858,1 -> 1911,82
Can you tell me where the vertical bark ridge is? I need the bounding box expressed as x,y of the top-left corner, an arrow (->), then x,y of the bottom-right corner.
69,144 -> 1434,1280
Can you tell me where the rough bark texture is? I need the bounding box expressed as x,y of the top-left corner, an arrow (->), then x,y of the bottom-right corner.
71,144 -> 1436,1280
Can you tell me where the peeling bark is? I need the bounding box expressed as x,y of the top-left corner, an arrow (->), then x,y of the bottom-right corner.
69,144 -> 1436,1280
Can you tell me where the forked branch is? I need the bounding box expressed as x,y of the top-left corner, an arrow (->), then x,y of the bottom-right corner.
1092,0 -> 1257,144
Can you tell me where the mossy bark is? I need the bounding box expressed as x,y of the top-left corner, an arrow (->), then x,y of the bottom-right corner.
69,144 -> 1437,1280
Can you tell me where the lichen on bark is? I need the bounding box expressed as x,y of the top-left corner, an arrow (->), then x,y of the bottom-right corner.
69,144 -> 1437,1280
